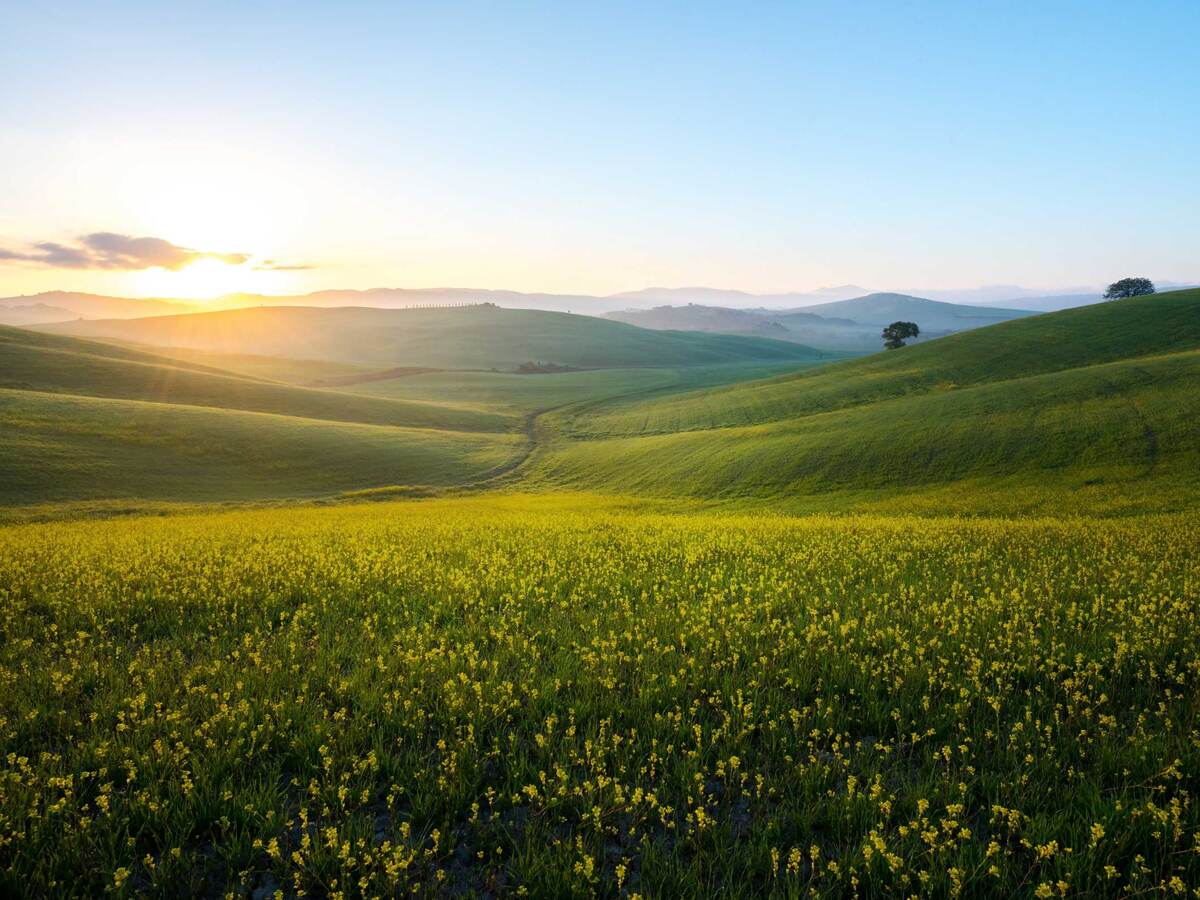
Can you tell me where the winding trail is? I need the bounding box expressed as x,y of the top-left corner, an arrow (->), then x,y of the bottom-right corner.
458,372 -> 727,492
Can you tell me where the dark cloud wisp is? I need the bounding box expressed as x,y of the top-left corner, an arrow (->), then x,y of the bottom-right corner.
0,233 -> 250,270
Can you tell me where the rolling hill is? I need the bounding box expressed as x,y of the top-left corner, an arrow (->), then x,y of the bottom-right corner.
0,325 -> 532,507
0,388 -> 520,506
8,289 -> 1200,516
786,292 -> 1031,329
0,324 -> 823,511
0,326 -> 512,433
33,304 -> 826,370
529,289 -> 1200,513
607,305 -> 896,353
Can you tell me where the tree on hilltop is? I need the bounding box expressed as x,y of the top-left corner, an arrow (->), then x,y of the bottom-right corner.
1104,277 -> 1155,300
882,321 -> 919,349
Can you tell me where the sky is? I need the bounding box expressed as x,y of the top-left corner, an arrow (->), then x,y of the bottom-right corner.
2,1 -> 1198,300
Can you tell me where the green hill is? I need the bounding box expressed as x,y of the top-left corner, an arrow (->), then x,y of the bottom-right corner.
8,290 -> 1200,515
566,289 -> 1200,436
0,326 -> 824,512
0,326 -> 513,433
789,292 -> 1032,329
0,388 -> 520,506
529,289 -> 1200,512
34,304 -> 826,370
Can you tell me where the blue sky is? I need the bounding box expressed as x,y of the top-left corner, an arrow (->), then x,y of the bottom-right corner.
2,1 -> 1197,298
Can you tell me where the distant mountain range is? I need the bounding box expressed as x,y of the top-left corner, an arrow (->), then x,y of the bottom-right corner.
0,291 -> 201,326
607,293 -> 1034,353
3,280 -> 1193,330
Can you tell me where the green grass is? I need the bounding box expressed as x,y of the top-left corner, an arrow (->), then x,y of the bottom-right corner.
534,349 -> 1200,498
97,342 -> 378,385
0,326 -> 514,433
347,361 -> 822,417
525,290 -> 1200,514
563,289 -> 1200,437
0,388 -> 521,505
0,325 -> 831,512
34,304 -> 828,370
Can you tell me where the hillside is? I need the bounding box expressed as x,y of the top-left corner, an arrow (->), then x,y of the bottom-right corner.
34,304 -> 826,370
530,289 -> 1200,512
0,388 -> 520,506
606,305 -> 794,337
9,290 -> 1200,515
0,326 -> 512,433
788,292 -> 1031,329
0,325 -> 825,511
607,305 -> 889,352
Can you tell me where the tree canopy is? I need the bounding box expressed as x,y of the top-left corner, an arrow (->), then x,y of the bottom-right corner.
882,321 -> 919,350
1104,277 -> 1155,300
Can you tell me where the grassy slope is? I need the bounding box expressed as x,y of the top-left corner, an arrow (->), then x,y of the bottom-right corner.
347,361 -> 822,416
94,342 -> 377,385
0,326 -> 513,433
565,289 -> 1200,436
789,292 -> 1032,327
530,290 -> 1200,512
0,388 -> 520,505
0,328 -> 825,511
34,305 -> 826,369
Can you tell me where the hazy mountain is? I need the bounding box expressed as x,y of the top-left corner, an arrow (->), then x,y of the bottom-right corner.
215,287 -> 614,314
607,305 -> 890,353
611,285 -> 871,309
7,282 -> 1183,323
607,305 -> 791,335
788,293 -> 1033,330
0,291 -> 200,320
904,284 -> 1096,305
972,293 -> 1104,312
0,303 -> 77,326
605,293 -> 1028,353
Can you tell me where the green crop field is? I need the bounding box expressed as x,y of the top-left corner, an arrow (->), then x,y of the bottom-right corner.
3,290 -> 1200,896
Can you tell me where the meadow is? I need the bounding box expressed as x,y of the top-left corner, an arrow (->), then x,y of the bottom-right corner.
1,496 -> 1198,897
3,292 -> 1200,898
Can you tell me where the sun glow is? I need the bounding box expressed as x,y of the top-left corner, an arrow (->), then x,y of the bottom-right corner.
129,258 -> 306,301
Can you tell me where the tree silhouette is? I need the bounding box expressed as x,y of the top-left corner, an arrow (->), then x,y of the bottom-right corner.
882,321 -> 919,349
1104,277 -> 1155,300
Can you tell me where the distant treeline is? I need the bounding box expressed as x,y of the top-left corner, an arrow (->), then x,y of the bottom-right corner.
515,361 -> 579,374
402,301 -> 498,309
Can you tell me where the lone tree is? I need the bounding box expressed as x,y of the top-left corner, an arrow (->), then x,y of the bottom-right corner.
882,321 -> 919,349
1104,277 -> 1155,300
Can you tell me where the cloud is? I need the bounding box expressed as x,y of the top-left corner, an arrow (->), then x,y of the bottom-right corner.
0,232 -> 250,270
253,259 -> 317,271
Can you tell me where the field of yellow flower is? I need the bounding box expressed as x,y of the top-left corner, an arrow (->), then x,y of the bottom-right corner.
1,495 -> 1198,897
